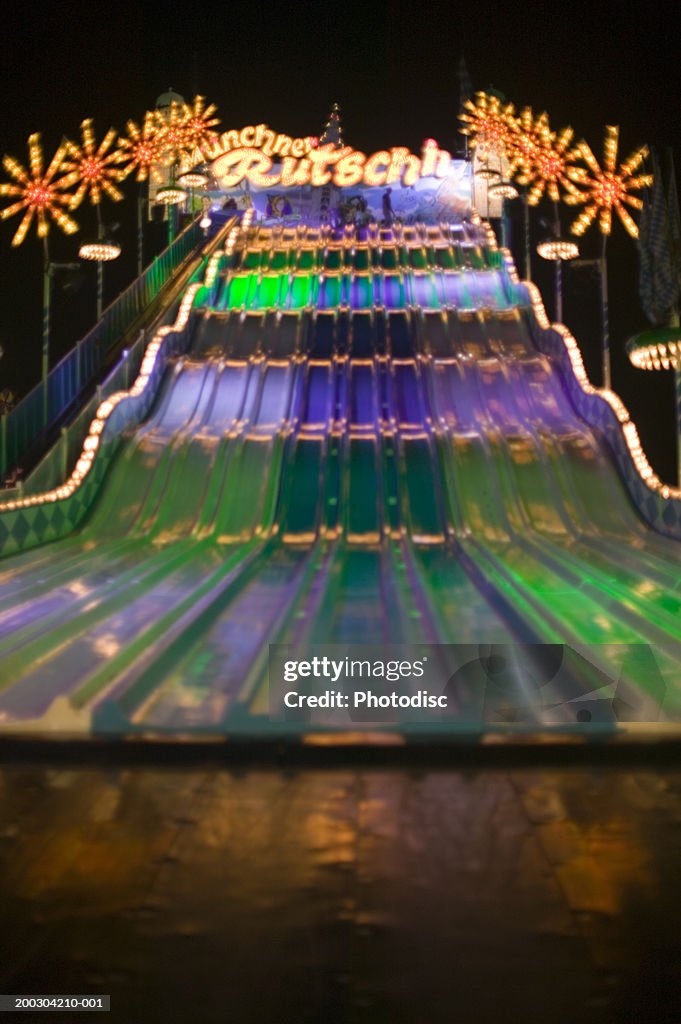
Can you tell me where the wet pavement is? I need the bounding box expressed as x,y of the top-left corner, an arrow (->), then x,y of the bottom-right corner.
1,761 -> 681,1023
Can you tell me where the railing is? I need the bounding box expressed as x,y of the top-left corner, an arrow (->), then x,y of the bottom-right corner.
0,216 -> 205,482
1,330 -> 149,502
0,289 -> 201,560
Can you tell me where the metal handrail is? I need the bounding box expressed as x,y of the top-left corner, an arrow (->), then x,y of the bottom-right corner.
1,216 -> 205,482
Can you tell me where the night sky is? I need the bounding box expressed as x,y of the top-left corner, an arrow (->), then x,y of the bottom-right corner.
0,0 -> 679,479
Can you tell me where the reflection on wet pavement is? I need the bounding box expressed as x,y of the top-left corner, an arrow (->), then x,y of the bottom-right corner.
1,765 -> 681,1022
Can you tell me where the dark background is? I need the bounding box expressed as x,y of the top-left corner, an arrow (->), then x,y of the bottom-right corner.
0,0 -> 679,480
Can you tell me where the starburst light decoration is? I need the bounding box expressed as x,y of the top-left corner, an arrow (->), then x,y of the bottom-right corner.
503,106 -> 544,180
0,133 -> 79,246
566,125 -> 652,237
119,112 -> 167,183
459,92 -> 516,156
154,100 -> 190,164
62,119 -> 127,208
178,96 -> 220,156
512,116 -> 586,205
154,96 -> 221,169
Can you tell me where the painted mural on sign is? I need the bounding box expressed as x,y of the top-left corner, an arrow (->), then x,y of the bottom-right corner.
246,167 -> 472,226
195,125 -> 473,225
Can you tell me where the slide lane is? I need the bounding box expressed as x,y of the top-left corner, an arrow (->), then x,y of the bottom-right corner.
89,364 -> 351,727
0,351 -> 300,723
0,352 -> 248,599
483,315 -> 681,611
432,354 -> 675,647
93,364 -> 338,730
425,313 -> 681,702
90,356 -> 516,732
0,359 -> 238,629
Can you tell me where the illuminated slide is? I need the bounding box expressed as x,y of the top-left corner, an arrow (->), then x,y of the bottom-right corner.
1,219 -> 681,739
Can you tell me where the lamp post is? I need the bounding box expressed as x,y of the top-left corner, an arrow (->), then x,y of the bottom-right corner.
156,182 -> 187,244
42,232 -> 120,427
522,188 -> 531,280
199,197 -> 212,232
97,205 -> 103,317
41,239 -> 81,426
137,183 -> 145,276
488,178 -> 518,249
536,203 -> 579,324
599,232 -> 610,389
41,241 -> 50,426
78,234 -> 121,319
177,169 -> 208,219
566,127 -> 651,392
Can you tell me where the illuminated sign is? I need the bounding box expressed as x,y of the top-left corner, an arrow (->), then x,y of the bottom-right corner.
208,127 -> 452,190
212,124 -> 316,159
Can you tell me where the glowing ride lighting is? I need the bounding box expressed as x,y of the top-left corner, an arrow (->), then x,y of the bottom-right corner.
565,125 -> 652,237
61,119 -> 127,208
119,112 -> 167,183
627,330 -> 681,371
504,106 -> 547,181
204,251 -> 222,287
488,180 -> 519,199
536,238 -> 579,260
211,140 -> 452,190
155,185 -> 188,205
176,96 -> 220,157
460,95 -> 573,210
0,133 -> 79,245
459,92 -> 516,157
215,123 -> 315,160
458,95 -> 653,237
476,167 -> 501,181
155,100 -> 191,162
177,171 -> 208,188
514,119 -> 586,205
79,239 -> 121,261
154,96 -> 220,170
